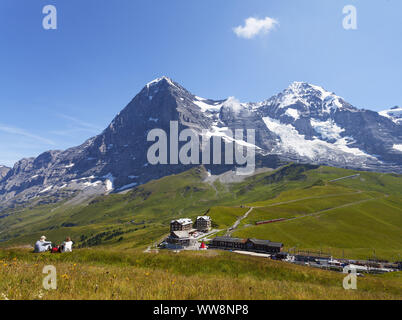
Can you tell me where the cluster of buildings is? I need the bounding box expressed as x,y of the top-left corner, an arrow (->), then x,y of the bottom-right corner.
164,215 -> 284,255
165,216 -> 212,249
162,215 -> 400,275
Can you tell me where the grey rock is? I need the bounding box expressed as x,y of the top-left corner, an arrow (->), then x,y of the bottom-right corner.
0,166 -> 10,181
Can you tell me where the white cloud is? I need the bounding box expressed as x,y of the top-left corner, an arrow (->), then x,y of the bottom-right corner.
51,114 -> 103,136
0,124 -> 55,145
233,16 -> 278,39
57,114 -> 102,132
222,97 -> 244,114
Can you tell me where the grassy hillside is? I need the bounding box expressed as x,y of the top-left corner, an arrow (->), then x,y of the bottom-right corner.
0,248 -> 400,300
0,164 -> 401,261
232,168 -> 402,261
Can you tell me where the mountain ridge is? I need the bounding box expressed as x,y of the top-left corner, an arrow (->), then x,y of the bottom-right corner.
0,77 -> 401,210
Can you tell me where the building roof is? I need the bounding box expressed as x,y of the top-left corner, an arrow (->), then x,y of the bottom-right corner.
248,238 -> 283,247
197,216 -> 211,221
212,237 -> 283,247
248,238 -> 272,246
212,236 -> 247,244
171,218 -> 193,225
170,231 -> 190,239
266,242 -> 284,248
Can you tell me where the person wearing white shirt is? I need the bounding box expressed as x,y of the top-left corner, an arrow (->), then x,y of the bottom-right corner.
61,237 -> 74,253
34,236 -> 52,253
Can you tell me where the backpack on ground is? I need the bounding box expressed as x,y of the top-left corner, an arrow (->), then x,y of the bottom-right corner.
51,245 -> 61,253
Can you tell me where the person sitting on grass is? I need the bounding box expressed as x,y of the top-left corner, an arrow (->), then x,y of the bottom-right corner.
34,236 -> 52,253
61,237 -> 74,253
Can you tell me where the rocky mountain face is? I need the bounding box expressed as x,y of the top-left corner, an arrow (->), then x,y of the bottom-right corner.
0,77 -> 401,210
0,166 -> 10,180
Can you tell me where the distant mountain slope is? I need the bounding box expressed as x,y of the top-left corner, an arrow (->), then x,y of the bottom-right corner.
0,77 -> 401,210
1,164 -> 401,261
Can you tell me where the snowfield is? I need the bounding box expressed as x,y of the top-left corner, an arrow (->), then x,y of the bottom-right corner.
310,118 -> 345,141
262,117 -> 373,160
393,144 -> 402,152
379,107 -> 402,124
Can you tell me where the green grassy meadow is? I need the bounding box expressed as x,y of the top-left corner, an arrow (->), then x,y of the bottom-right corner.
0,248 -> 400,300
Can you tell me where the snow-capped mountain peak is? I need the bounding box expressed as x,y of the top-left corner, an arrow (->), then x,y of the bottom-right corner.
146,76 -> 175,88
288,81 -> 333,99
260,82 -> 352,117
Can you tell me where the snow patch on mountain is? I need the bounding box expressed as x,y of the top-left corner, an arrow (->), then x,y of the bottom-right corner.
82,181 -> 102,188
103,173 -> 115,191
285,108 -> 300,120
379,107 -> 402,124
39,185 -> 53,194
193,98 -> 222,113
310,119 -> 345,141
262,117 -> 373,159
309,84 -> 333,100
202,126 -> 260,150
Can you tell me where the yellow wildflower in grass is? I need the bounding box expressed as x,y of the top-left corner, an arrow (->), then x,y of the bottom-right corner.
145,272 -> 150,276
3,264 -> 7,267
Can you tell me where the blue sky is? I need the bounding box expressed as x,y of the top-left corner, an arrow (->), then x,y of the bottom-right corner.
0,0 -> 401,167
